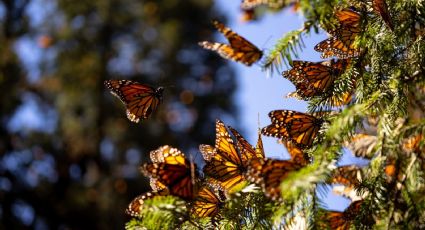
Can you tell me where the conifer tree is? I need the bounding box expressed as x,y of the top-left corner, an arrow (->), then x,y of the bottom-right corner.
125,0 -> 425,229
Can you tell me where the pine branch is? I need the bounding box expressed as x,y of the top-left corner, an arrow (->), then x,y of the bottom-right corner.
261,28 -> 306,77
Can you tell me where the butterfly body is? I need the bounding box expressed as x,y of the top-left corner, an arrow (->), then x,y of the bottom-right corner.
104,80 -> 163,123
199,20 -> 262,66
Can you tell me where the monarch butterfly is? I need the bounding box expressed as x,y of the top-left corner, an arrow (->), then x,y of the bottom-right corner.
261,110 -> 324,149
141,145 -> 198,200
315,9 -> 361,59
282,59 -> 349,99
372,0 -> 393,31
191,179 -> 227,218
245,158 -> 301,200
329,165 -> 362,188
324,200 -> 363,230
345,134 -> 378,159
201,120 -> 261,192
281,140 -> 309,167
228,126 -> 265,162
126,145 -> 185,217
198,20 -> 262,66
104,80 -> 163,123
126,191 -> 158,217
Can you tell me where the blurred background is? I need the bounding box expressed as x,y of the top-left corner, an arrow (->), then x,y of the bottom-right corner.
0,0 -> 237,228
0,0 -> 367,229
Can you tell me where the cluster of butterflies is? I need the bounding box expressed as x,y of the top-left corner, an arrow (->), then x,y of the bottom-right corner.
103,3 -> 399,229
126,117 -> 315,219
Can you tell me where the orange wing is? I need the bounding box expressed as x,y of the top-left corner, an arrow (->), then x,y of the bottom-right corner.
191,179 -> 227,218
141,146 -> 198,200
198,20 -> 262,66
314,36 -> 359,59
262,110 -> 323,149
228,126 -> 264,166
246,158 -> 300,200
325,200 -> 363,230
126,192 -> 158,217
104,80 -> 163,123
282,60 -> 348,99
329,165 -> 362,188
282,140 -> 309,167
201,120 -> 246,191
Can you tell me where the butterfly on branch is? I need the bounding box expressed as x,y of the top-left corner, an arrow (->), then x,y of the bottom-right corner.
282,59 -> 349,99
141,145 -> 199,200
245,158 -> 301,200
314,9 -> 362,59
261,110 -> 324,149
198,20 -> 262,66
104,80 -> 163,123
126,145 -> 186,217
322,200 -> 365,230
190,179 -> 227,218
200,120 -> 264,192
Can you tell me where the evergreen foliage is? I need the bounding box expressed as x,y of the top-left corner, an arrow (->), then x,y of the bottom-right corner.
126,0 -> 425,229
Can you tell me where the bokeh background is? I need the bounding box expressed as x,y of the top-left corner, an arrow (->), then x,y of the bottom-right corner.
0,0 -> 367,228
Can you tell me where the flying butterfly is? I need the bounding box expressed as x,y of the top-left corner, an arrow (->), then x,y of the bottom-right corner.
282,59 -> 349,99
141,145 -> 199,200
245,158 -> 301,200
261,110 -> 324,149
190,179 -> 227,218
104,80 -> 163,123
198,20 -> 262,66
200,120 -> 262,192
314,9 -> 361,59
372,0 -> 393,31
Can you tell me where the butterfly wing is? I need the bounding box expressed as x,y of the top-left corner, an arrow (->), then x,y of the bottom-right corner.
262,110 -> 323,149
126,191 -> 159,217
191,179 -> 227,218
246,158 -> 299,200
329,165 -> 362,188
314,37 -> 359,59
199,21 -> 262,66
202,120 -> 245,191
104,80 -> 163,123
282,140 -> 309,167
283,61 -> 336,98
141,146 -> 197,200
213,20 -> 263,66
228,126 -> 262,167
